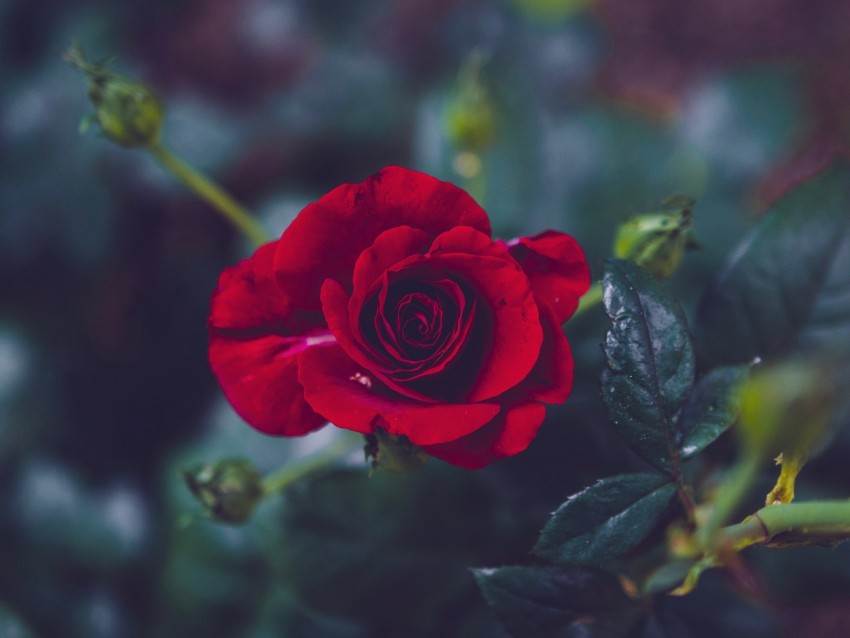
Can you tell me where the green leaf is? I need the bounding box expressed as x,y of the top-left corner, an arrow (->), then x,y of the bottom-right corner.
534,473 -> 677,566
642,559 -> 698,596
678,366 -> 749,459
601,259 -> 696,473
695,162 -> 850,369
277,466 -> 518,636
473,565 -> 640,638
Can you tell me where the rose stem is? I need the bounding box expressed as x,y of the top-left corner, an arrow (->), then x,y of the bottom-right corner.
572,281 -> 603,319
260,434 -> 364,496
716,500 -> 850,551
148,142 -> 271,247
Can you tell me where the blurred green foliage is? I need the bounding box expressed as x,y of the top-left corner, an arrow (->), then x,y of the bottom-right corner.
3,0 -> 850,636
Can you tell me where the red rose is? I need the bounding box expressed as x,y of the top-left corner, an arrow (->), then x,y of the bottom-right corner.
208,167 -> 590,469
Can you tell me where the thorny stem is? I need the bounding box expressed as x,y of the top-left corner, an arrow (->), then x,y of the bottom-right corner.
149,143 -> 271,247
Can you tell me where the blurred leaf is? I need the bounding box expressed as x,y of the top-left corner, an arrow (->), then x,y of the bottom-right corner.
642,559 -> 697,596
695,162 -> 850,368
642,572 -> 781,638
507,0 -> 597,23
246,586 -> 367,638
678,366 -> 748,460
601,259 -> 696,473
0,604 -> 35,638
737,358 -> 838,504
277,466 -> 515,637
473,565 -> 640,638
534,473 -> 676,567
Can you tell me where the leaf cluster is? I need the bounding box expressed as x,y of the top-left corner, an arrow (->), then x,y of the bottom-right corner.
476,162 -> 850,637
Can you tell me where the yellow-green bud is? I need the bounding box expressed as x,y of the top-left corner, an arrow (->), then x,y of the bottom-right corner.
613,197 -> 697,278
183,459 -> 264,524
87,74 -> 163,147
65,43 -> 163,148
443,51 -> 497,152
364,430 -> 427,474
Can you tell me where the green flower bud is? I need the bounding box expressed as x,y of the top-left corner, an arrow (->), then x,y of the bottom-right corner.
65,43 -> 163,148
613,197 -> 697,278
444,51 -> 497,153
183,459 -> 264,524
364,430 -> 427,474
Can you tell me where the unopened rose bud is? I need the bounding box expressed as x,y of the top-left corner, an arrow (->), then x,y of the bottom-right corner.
183,459 -> 264,524
614,197 -> 697,278
444,51 -> 497,153
364,430 -> 427,474
65,43 -> 163,148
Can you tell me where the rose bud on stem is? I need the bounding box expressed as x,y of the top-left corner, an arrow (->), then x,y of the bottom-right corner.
65,42 -> 270,246
183,433 -> 364,524
614,196 -> 698,279
573,196 -> 698,320
444,48 -> 497,205
63,43 -> 163,148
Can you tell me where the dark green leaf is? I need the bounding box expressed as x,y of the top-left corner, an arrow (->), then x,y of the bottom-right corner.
473,565 -> 640,638
534,473 -> 677,566
695,162 -> 850,368
601,259 -> 696,473
678,366 -> 749,459
277,466 -> 518,636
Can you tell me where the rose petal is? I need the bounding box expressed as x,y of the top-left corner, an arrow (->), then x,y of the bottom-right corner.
209,241 -> 331,436
524,303 -> 575,404
424,252 -> 542,402
210,242 -> 289,333
321,277 -> 401,383
209,333 -> 330,436
429,224 -> 509,259
507,230 -> 591,323
298,344 -> 500,446
372,273 -> 473,380
273,166 -> 492,314
350,226 -> 431,313
348,226 -> 433,363
323,273 -> 476,403
422,401 -> 547,469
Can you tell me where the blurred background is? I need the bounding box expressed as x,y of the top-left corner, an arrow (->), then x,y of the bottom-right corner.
3,0 -> 850,636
